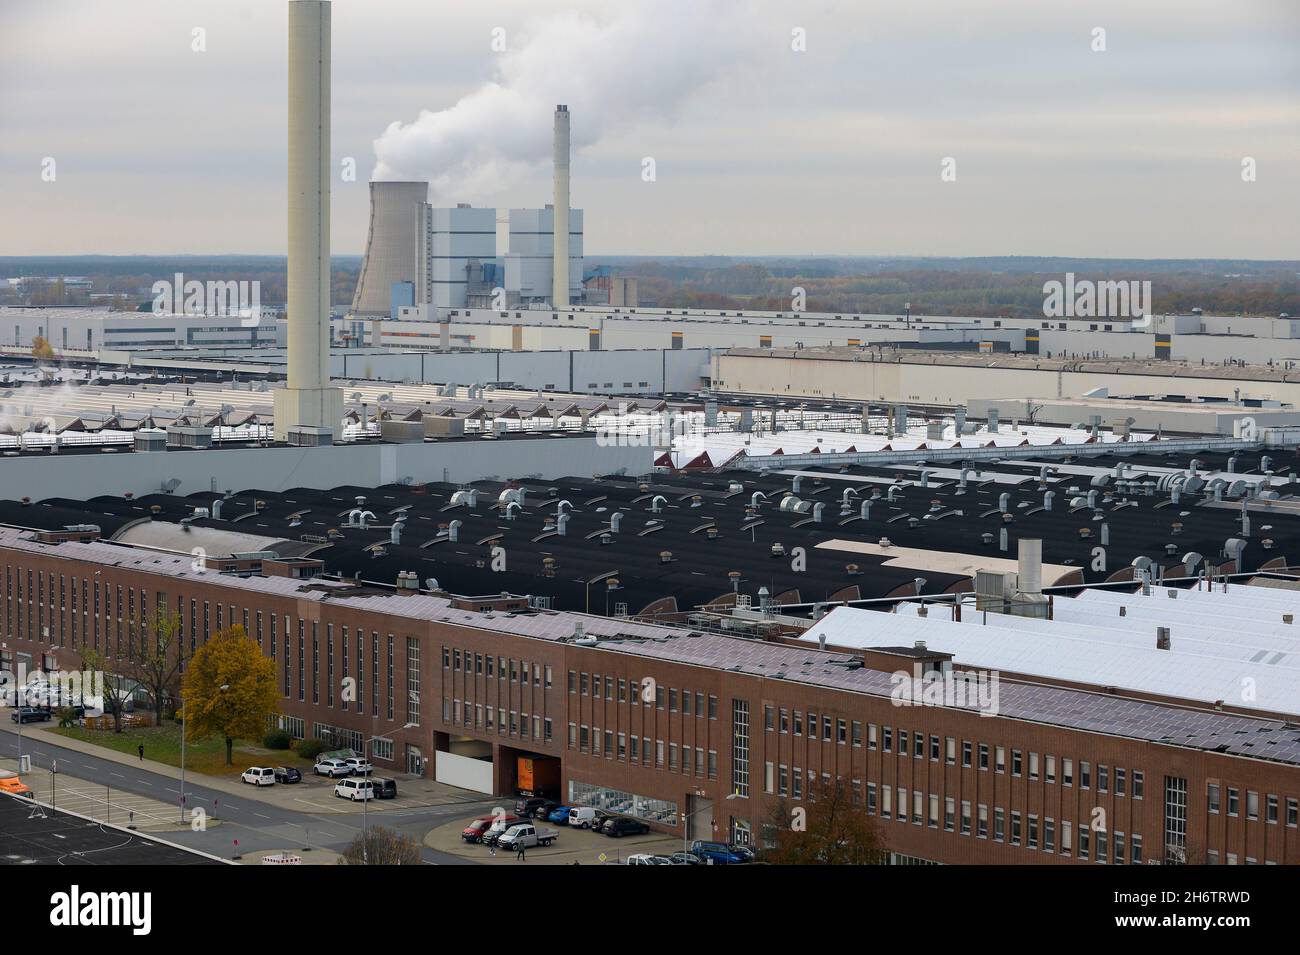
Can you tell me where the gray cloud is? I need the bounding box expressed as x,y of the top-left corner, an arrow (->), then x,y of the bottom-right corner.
0,0 -> 1295,257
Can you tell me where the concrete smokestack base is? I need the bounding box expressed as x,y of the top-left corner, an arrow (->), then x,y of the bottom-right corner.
276,0 -> 342,442
274,386 -> 344,443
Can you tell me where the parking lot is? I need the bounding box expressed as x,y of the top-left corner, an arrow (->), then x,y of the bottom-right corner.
429,812 -> 688,865
233,765 -> 483,815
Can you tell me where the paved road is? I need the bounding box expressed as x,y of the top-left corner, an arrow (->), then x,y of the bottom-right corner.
0,726 -> 490,864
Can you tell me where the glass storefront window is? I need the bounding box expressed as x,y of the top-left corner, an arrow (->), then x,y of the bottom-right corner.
568,779 -> 679,827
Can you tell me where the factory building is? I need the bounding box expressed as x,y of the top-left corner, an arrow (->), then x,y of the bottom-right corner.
0,306 -> 280,355
1,505 -> 1298,862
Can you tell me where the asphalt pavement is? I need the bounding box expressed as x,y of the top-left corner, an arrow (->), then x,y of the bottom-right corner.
0,724 -> 493,864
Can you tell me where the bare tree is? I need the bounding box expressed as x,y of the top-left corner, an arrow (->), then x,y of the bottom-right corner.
338,826 -> 422,866
125,608 -> 185,726
78,648 -> 134,734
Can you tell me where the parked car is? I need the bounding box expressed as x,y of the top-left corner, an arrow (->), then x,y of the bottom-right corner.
547,805 -> 573,825
10,707 -> 51,724
729,843 -> 756,862
370,777 -> 397,799
568,806 -> 606,829
690,840 -> 749,864
334,778 -> 374,801
603,816 -> 651,838
273,766 -> 302,784
482,816 -> 527,847
313,758 -> 351,778
515,795 -> 550,817
530,800 -> 561,819
344,757 -> 373,776
240,766 -> 276,787
627,853 -> 672,865
496,823 -> 558,850
462,814 -> 521,843
669,851 -> 704,865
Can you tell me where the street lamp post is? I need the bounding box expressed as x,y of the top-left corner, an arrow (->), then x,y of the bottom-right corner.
180,682 -> 228,824
362,722 -> 416,863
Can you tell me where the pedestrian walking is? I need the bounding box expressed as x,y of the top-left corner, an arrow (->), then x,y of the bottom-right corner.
137,744 -> 144,761
516,842 -> 526,861
489,842 -> 496,857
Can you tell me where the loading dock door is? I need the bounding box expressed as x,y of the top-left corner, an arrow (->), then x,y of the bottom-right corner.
687,795 -> 713,842
435,751 -> 493,794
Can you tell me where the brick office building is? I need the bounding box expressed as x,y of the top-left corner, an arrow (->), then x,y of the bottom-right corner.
2,526 -> 1299,864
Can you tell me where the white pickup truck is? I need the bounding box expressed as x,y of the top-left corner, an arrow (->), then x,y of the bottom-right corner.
496,823 -> 558,850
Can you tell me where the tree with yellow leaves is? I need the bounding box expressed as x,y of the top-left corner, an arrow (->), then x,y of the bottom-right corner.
181,625 -> 278,766
31,336 -> 55,360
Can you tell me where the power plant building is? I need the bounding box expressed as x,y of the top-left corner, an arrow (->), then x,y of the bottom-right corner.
426,204 -> 497,308
503,206 -> 584,306
351,104 -> 584,316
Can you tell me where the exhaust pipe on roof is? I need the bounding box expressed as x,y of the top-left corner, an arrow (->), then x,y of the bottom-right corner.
1017,539 -> 1042,596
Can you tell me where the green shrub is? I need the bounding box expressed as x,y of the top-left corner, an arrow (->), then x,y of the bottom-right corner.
263,729 -> 292,750
296,737 -> 329,761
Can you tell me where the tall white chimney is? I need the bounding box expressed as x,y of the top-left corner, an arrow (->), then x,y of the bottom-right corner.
552,104 -> 570,308
274,0 -> 343,442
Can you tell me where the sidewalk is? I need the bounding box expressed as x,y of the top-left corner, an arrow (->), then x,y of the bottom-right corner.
5,722 -> 496,816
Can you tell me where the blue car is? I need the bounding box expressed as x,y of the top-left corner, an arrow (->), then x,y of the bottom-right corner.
548,805 -> 573,825
691,840 -> 748,864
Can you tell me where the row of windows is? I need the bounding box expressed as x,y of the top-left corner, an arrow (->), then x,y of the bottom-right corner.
444,646 -> 553,688
862,781 -> 1145,863
567,722 -> 718,778
446,698 -> 553,742
570,669 -> 719,719
1207,783 -> 1298,826
780,716 -> 1148,798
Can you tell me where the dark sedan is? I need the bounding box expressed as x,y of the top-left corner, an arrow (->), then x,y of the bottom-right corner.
273,766 -> 302,784
603,816 -> 651,838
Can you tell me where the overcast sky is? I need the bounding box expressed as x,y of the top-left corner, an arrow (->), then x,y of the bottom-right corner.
1,0 -> 1297,258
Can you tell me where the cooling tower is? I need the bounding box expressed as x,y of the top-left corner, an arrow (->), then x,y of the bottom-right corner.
552,105 -> 570,308
274,0 -> 343,442
351,181 -> 430,317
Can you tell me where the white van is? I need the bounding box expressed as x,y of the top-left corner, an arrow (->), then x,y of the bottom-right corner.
334,777 -> 374,801
568,806 -> 600,829
241,766 -> 275,787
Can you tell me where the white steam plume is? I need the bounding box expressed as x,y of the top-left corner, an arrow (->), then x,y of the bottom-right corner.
371,0 -> 750,195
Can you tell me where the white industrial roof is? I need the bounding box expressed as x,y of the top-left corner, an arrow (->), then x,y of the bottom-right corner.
667,420 -> 1155,469
803,600 -> 1300,717
894,599 -> 1300,671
